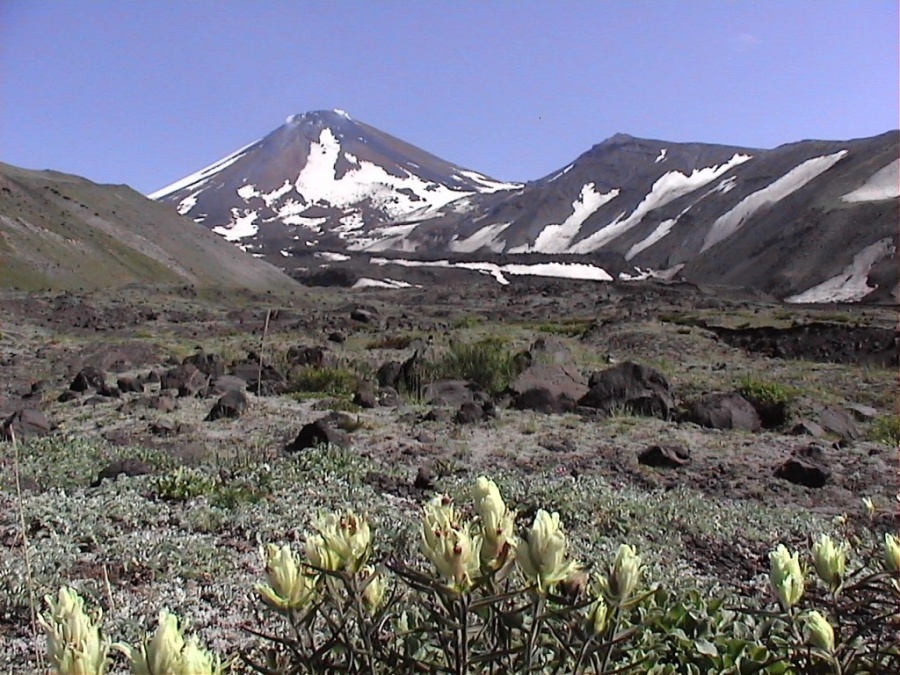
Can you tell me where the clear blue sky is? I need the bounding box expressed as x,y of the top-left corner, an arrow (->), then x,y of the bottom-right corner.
2,0 -> 897,194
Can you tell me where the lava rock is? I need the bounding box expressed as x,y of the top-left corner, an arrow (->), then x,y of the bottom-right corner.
70,366 -> 106,392
90,459 -> 154,487
683,392 -> 761,431
579,361 -> 674,418
206,389 -> 249,421
2,409 -> 51,441
285,417 -> 350,453
638,444 -> 691,468
510,363 -> 589,414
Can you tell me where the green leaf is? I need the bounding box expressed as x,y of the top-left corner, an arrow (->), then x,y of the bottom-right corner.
694,638 -> 718,657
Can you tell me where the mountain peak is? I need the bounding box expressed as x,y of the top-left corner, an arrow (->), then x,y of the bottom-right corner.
284,109 -> 353,126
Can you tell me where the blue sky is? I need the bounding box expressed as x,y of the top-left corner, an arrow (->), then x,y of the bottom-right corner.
2,1 -> 897,194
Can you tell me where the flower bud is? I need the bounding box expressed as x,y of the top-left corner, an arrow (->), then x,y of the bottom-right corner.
256,543 -> 316,612
862,497 -> 875,519
361,566 -> 386,614
473,476 -> 516,570
811,534 -> 847,593
804,610 -> 835,652
606,544 -> 642,604
306,533 -> 340,572
589,596 -> 609,635
885,533 -> 900,573
769,544 -> 804,610
516,510 -> 579,594
130,611 -> 224,675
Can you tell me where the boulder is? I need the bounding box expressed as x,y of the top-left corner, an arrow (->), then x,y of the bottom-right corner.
287,345 -> 329,368
377,361 -> 403,389
231,358 -> 285,396
206,389 -> 249,421
70,366 -> 106,392
160,364 -> 209,398
775,444 -> 831,488
812,404 -> 861,441
579,361 -> 674,418
529,336 -> 574,365
353,381 -> 377,409
182,350 -> 226,378
116,375 -> 145,394
455,401 -> 493,424
510,363 -> 589,414
423,379 -> 486,408
90,459 -> 153,487
638,444 -> 691,468
2,409 -> 51,441
209,375 -> 249,396
285,417 -> 351,453
351,306 -> 379,324
683,392 -> 761,431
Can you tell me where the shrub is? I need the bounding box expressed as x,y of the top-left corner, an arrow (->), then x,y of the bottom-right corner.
868,415 -> 900,446
432,337 -> 521,395
288,365 -> 359,396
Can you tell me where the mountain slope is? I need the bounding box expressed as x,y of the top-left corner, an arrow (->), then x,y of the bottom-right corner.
150,109 -> 521,255
152,111 -> 898,303
0,162 -> 298,291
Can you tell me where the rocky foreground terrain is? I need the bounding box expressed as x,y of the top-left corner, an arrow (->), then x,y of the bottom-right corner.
1,276 -> 897,670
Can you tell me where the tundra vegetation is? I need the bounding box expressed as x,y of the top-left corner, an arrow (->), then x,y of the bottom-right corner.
0,280 -> 898,673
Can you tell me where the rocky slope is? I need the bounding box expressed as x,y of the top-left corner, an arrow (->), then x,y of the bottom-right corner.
0,162 -> 298,291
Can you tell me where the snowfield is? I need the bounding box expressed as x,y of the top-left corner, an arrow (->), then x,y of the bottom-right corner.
785,238 -> 895,303
702,150 -> 847,252
512,184 -> 620,253
841,159 -> 900,202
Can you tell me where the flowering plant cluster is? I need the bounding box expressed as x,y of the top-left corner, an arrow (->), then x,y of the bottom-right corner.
38,481 -> 900,674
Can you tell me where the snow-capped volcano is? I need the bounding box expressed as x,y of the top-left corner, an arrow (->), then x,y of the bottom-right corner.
151,110 -> 521,254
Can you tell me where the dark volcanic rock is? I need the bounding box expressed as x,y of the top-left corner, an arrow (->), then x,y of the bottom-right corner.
285,417 -> 350,453
638,444 -> 691,468
579,361 -> 674,418
206,389 -> 249,421
209,375 -> 249,396
455,401 -> 491,424
353,381 -> 377,409
2,409 -> 51,441
351,306 -> 378,324
377,361 -> 403,388
231,357 -> 286,396
683,392 -> 762,431
116,376 -> 145,394
510,363 -> 589,414
70,366 -> 106,392
812,404 -> 861,442
90,458 -> 154,487
183,350 -> 226,378
287,345 -> 329,368
775,444 -> 832,488
160,364 -> 209,398
423,379 -> 484,408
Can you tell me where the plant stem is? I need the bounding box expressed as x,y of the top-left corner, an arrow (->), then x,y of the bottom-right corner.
525,593 -> 545,673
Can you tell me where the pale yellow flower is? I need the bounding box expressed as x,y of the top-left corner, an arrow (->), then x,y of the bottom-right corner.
804,610 -> 835,652
39,587 -> 111,675
862,497 -> 876,519
811,534 -> 848,593
604,544 -> 643,604
315,511 -> 372,572
769,544 -> 805,610
472,476 -> 516,570
589,596 -> 609,635
885,533 -> 900,573
421,494 -> 481,592
360,566 -> 386,614
256,543 -> 316,612
129,611 -> 224,675
516,510 -> 579,594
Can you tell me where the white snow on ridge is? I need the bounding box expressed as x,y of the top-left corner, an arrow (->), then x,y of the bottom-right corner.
149,139 -> 258,200
625,175 -> 742,260
369,257 -> 613,285
213,208 -> 259,241
570,153 -> 753,253
450,222 -> 512,253
237,184 -> 260,200
316,251 -> 351,262
292,128 -> 471,218
841,159 -> 900,202
515,184 -> 620,253
547,164 -> 575,182
176,192 -> 199,215
455,169 -> 522,193
655,149 -> 667,163
702,150 -> 847,252
786,238 -> 895,303
352,278 -> 414,289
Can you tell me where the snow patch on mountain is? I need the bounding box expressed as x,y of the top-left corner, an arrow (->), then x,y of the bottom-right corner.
702,150 -> 847,252
547,164 -> 575,182
176,193 -> 199,215
786,238 -> 895,303
841,159 -> 900,202
450,222 -> 512,253
655,149 -> 667,163
352,277 -> 415,289
570,153 -> 752,253
213,209 -> 258,241
149,140 -> 258,199
370,257 -> 613,284
294,128 -> 471,217
512,184 -> 620,253
454,169 -> 522,193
